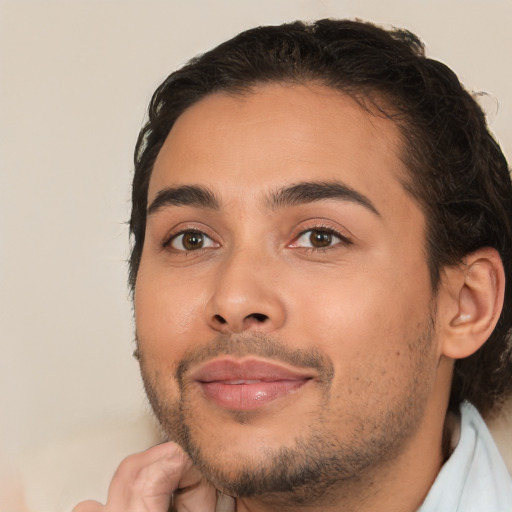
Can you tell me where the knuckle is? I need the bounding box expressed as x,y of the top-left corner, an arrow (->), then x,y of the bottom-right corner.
131,463 -> 168,495
113,452 -> 146,481
72,499 -> 103,512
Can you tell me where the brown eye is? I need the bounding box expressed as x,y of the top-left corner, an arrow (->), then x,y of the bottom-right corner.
309,230 -> 333,248
289,227 -> 350,250
170,230 -> 217,251
182,232 -> 203,250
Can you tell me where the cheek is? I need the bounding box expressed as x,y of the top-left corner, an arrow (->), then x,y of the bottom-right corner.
134,262 -> 209,363
290,260 -> 433,366
294,277 -> 436,419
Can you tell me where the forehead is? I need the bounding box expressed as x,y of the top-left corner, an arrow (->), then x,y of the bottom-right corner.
149,83 -> 409,213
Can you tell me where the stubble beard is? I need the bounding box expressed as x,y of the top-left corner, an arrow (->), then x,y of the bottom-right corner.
139,323 -> 436,507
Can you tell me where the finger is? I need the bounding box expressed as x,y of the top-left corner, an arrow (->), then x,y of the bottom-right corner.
215,491 -> 236,512
72,499 -> 104,512
106,442 -> 194,512
0,456 -> 32,512
172,475 -> 217,512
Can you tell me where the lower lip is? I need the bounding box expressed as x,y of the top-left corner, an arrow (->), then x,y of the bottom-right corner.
198,379 -> 309,410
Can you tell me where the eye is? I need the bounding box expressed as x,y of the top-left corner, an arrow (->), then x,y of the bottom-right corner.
290,228 -> 349,249
168,230 -> 218,251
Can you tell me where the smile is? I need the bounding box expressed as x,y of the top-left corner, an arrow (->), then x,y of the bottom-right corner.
189,358 -> 314,411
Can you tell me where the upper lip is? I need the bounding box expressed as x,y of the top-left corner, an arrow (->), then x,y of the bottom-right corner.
189,357 -> 316,383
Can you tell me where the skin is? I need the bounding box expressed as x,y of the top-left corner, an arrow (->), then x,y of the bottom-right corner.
74,83 -> 504,512
137,83 -> 448,511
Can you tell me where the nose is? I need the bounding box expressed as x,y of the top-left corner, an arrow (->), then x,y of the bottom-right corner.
204,249 -> 286,334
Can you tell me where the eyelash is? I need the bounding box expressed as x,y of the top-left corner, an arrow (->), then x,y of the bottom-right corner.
290,226 -> 352,252
162,225 -> 352,253
163,228 -> 218,252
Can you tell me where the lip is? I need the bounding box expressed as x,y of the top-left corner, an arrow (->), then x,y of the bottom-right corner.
189,358 -> 314,411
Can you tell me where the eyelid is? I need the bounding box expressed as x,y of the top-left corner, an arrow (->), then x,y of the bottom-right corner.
287,222 -> 353,249
162,225 -> 220,251
173,232 -> 217,251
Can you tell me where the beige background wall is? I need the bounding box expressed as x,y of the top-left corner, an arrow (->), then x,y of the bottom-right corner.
1,1 -> 511,510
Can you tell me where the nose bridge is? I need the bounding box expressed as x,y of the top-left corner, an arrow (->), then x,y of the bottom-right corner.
205,242 -> 285,333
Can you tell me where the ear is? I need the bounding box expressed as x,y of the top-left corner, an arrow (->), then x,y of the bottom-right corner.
438,248 -> 505,359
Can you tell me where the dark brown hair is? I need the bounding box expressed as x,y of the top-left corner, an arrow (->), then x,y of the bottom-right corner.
129,19 -> 512,414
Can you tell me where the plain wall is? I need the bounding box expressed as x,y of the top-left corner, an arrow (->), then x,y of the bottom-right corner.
1,0 -> 511,509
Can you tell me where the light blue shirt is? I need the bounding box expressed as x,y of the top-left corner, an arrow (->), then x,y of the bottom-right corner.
419,401 -> 512,511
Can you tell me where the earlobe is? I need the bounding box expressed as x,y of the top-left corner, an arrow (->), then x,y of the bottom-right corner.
440,248 -> 505,360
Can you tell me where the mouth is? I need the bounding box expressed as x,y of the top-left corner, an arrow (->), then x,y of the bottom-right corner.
189,358 -> 315,411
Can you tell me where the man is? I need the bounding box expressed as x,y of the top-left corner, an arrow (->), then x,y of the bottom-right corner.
75,19 -> 512,512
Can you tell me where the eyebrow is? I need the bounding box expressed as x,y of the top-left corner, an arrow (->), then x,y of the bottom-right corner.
147,180 -> 380,217
269,181 -> 380,216
147,185 -> 220,215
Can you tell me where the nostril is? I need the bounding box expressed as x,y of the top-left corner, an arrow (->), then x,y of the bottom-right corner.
214,314 -> 227,324
247,313 -> 268,323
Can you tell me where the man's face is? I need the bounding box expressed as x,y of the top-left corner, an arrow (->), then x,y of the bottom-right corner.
135,84 -> 442,500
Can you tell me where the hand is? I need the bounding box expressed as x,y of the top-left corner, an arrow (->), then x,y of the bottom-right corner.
0,456 -> 32,512
73,442 -> 235,512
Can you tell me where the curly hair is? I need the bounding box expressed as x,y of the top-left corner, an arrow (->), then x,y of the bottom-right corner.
129,19 -> 512,415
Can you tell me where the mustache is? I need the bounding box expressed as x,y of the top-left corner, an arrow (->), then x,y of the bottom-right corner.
175,332 -> 335,388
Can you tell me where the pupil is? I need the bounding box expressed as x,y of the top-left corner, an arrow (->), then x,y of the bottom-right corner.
183,232 -> 203,250
310,230 -> 332,247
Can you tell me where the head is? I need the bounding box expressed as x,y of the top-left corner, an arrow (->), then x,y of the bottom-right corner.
129,19 -> 512,506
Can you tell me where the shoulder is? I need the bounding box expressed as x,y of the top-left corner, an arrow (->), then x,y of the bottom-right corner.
419,400 -> 512,512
